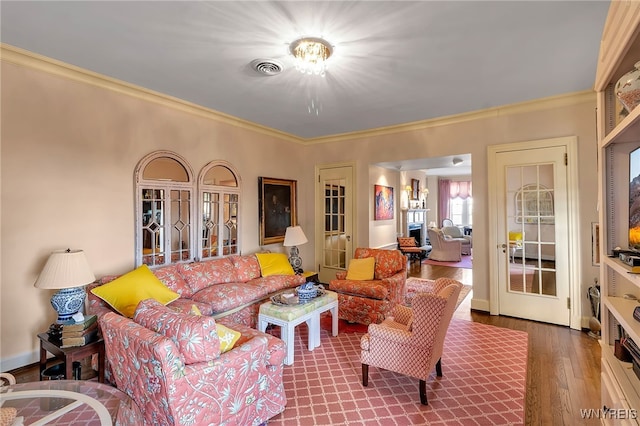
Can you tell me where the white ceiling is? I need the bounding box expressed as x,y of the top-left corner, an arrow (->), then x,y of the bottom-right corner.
1,1 -> 609,172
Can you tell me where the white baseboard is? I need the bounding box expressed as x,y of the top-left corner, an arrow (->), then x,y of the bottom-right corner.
470,297 -> 490,312
1,350 -> 41,372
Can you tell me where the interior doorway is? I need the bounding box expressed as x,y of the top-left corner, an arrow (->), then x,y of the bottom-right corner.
488,137 -> 581,329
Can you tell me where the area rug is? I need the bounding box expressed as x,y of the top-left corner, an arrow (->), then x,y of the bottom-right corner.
405,277 -> 472,309
423,254 -> 472,269
268,319 -> 528,425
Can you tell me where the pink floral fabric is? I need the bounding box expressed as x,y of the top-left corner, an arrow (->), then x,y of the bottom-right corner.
99,312 -> 287,425
134,299 -> 220,364
229,255 -> 261,282
330,248 -> 407,325
153,264 -> 193,298
179,258 -> 237,293
191,282 -> 267,313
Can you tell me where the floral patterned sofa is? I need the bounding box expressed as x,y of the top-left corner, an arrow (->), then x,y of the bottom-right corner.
329,248 -> 407,325
88,254 -> 306,328
99,299 -> 287,425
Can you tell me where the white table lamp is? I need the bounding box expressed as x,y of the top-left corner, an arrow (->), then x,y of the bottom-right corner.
34,249 -> 96,324
283,226 -> 308,274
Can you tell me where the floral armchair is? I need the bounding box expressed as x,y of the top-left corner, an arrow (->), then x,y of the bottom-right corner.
99,302 -> 287,425
360,279 -> 462,405
329,248 -> 407,325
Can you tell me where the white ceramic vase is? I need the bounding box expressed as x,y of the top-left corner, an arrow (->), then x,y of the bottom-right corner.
616,61 -> 640,114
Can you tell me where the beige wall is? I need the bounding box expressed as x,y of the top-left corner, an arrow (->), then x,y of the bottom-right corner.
1,50 -> 599,370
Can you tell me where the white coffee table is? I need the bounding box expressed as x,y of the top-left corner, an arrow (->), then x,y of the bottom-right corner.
258,290 -> 338,365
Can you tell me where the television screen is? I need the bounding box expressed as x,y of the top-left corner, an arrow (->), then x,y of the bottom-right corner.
631,147 -> 640,252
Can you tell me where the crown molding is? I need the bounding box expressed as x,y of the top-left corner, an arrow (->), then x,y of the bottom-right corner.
0,43 -> 302,144
2,43 -> 595,146
300,90 -> 596,145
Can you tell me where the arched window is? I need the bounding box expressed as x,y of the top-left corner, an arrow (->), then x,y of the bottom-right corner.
199,161 -> 241,259
135,151 -> 195,267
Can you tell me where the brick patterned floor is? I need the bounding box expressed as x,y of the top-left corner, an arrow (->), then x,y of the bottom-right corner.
267,318 -> 527,425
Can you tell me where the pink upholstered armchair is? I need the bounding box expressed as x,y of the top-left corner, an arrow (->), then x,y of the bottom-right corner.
360,279 -> 462,405
99,308 -> 287,425
330,248 -> 407,325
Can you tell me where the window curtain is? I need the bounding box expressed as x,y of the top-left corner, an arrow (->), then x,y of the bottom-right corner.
438,179 -> 450,226
450,181 -> 472,199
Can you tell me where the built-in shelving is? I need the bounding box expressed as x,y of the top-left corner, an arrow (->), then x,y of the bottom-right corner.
597,2 -> 640,420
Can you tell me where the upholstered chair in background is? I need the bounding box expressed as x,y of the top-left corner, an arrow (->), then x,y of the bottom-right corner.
360,280 -> 463,405
426,228 -> 462,262
441,226 -> 472,255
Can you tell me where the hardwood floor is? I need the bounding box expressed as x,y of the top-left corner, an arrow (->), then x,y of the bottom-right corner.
411,261 -> 602,425
8,261 -> 601,425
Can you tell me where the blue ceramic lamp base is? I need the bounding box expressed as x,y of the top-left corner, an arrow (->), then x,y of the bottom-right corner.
50,286 -> 85,324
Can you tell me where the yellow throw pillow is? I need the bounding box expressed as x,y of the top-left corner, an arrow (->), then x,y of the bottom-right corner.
255,253 -> 295,277
346,257 -> 376,280
189,305 -> 239,353
91,265 -> 179,318
216,324 -> 241,353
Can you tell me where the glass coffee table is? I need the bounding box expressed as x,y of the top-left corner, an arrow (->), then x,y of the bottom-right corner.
258,289 -> 338,365
0,380 -> 142,425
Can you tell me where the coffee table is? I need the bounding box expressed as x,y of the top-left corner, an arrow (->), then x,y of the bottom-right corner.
0,380 -> 143,425
258,290 -> 338,365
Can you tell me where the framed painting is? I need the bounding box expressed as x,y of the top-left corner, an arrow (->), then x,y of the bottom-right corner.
259,177 -> 297,245
411,179 -> 420,200
374,184 -> 394,220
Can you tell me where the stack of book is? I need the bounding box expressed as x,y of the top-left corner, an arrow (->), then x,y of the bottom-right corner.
60,314 -> 99,348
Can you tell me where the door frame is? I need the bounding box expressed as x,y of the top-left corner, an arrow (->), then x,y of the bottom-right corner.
487,136 -> 581,330
314,161 -> 357,282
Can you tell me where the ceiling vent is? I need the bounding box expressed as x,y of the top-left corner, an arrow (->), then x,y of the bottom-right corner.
250,59 -> 283,76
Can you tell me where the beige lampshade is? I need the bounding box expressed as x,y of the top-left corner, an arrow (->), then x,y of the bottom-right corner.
34,249 -> 96,290
283,226 -> 308,247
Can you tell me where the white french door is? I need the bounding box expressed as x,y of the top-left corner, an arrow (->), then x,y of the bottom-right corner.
489,137 -> 580,328
316,164 -> 355,284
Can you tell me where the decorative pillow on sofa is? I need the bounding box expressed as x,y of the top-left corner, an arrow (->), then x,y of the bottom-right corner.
190,305 -> 240,353
255,253 -> 295,277
90,265 -> 179,318
345,257 -> 375,280
134,299 -> 220,363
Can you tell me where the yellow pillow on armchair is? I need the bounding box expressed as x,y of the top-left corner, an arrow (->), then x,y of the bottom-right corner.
346,257 -> 375,280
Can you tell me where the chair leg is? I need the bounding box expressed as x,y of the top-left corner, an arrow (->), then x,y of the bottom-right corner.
419,380 -> 427,405
362,364 -> 369,386
436,358 -> 442,377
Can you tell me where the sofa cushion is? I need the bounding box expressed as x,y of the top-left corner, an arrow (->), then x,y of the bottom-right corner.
191,283 -> 268,313
90,265 -> 180,318
153,264 -> 193,298
134,299 -> 221,363
345,257 -> 376,280
229,255 -> 261,282
329,279 -> 389,300
255,253 -> 295,277
179,257 -> 237,293
190,304 -> 240,353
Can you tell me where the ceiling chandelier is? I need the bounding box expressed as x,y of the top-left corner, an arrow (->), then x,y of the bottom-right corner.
289,37 -> 333,76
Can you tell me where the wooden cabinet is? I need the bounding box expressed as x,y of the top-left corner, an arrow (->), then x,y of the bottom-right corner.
597,2 -> 640,420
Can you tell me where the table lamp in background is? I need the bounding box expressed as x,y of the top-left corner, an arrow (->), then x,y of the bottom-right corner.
283,226 -> 308,274
34,249 -> 95,336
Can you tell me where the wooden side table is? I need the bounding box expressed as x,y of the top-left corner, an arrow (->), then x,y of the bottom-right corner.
37,333 -> 105,383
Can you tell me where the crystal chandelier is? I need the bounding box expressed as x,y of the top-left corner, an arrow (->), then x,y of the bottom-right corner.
289,37 -> 333,76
